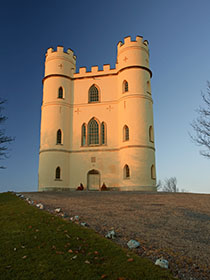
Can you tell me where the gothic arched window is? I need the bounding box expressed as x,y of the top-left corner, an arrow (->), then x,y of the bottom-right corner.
147,81 -> 151,94
124,164 -> 130,179
81,123 -> 87,146
89,85 -> 99,103
123,80 -> 129,93
123,125 -> 129,141
55,166 -> 61,179
57,129 -> 62,144
88,118 -> 99,145
58,87 -> 63,99
151,164 -> 155,179
101,122 -> 106,145
149,126 -> 154,142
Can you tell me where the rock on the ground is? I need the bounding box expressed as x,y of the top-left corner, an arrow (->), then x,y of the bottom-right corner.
155,258 -> 169,269
55,208 -> 61,213
105,230 -> 116,239
26,198 -> 33,205
80,222 -> 89,227
36,203 -> 44,210
127,239 -> 140,249
16,193 -> 24,199
69,216 -> 79,222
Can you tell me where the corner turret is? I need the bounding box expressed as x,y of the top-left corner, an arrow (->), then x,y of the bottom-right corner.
116,36 -> 151,77
44,46 -> 76,78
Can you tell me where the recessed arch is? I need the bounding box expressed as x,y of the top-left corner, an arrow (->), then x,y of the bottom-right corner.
151,164 -> 156,179
147,81 -> 151,94
123,125 -> 129,141
122,80 -> 129,93
81,118 -> 107,146
88,117 -> 100,145
58,86 -> 64,99
101,122 -> 107,145
123,164 -> 130,179
56,129 -> 62,144
81,123 -> 87,146
88,84 -> 100,103
55,166 -> 61,179
87,169 -> 100,190
149,126 -> 154,142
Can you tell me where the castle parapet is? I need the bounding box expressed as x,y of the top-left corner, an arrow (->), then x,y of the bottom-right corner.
117,36 -> 149,53
45,46 -> 76,63
44,45 -> 76,78
116,35 -> 150,73
74,64 -> 116,79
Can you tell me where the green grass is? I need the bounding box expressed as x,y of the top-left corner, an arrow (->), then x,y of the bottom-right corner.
0,193 -> 176,280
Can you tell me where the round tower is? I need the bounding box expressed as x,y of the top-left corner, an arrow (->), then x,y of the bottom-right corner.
38,46 -> 76,191
116,36 -> 156,191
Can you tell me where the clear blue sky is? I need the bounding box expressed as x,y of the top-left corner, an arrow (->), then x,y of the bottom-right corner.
0,0 -> 210,193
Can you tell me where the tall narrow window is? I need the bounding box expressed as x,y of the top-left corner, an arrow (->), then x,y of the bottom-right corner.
151,165 -> 155,179
89,85 -> 99,103
149,126 -> 154,142
147,81 -> 151,93
88,118 -> 99,145
58,87 -> 63,99
123,125 -> 129,141
101,122 -> 106,145
55,167 -> 61,179
57,129 -> 62,144
123,80 -> 129,93
124,164 -> 130,179
81,123 -> 87,146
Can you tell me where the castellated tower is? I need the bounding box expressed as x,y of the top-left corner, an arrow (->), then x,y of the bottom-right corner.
39,47 -> 76,189
38,36 -> 156,191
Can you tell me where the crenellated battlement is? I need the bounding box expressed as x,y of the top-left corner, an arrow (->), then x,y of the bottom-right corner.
74,64 -> 117,78
117,36 -> 149,52
46,46 -> 76,61
44,35 -> 150,79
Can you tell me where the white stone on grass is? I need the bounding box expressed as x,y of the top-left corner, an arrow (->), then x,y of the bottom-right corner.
55,208 -> 61,213
36,203 -> 44,210
80,222 -> 89,227
127,239 -> 140,249
105,230 -> 116,239
155,258 -> 169,269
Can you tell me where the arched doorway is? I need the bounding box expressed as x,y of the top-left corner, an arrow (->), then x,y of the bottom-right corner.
87,169 -> 100,190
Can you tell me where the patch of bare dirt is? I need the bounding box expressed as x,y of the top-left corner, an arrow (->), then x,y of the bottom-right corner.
23,191 -> 210,280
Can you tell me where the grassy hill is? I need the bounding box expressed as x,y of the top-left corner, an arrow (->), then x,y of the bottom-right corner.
0,192 -> 176,280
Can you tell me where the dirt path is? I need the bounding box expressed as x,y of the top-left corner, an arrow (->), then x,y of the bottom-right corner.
23,191 -> 210,280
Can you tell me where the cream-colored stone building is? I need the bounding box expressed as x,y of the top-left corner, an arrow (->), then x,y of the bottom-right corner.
38,36 -> 156,191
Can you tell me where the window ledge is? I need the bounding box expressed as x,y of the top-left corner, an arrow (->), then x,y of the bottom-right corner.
55,179 -> 62,181
80,144 -> 107,148
88,101 -> 101,104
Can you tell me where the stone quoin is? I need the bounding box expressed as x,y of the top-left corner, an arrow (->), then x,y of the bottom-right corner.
38,36 -> 156,191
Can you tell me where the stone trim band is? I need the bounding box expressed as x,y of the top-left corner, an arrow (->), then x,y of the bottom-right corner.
42,65 -> 152,84
39,144 -> 155,155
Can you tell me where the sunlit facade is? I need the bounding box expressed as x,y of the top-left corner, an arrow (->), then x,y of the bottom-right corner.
38,36 -> 156,191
